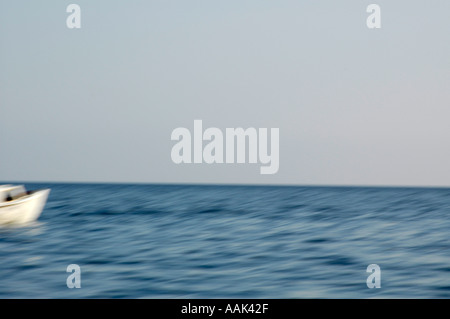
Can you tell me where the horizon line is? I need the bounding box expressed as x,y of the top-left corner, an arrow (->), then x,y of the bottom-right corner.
1,180 -> 450,190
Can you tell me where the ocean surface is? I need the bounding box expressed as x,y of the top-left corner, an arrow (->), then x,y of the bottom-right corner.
0,183 -> 449,298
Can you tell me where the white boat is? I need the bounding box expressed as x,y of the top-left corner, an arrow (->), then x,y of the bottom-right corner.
0,185 -> 50,225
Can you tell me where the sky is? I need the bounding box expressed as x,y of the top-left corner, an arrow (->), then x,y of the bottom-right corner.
1,1 -> 450,186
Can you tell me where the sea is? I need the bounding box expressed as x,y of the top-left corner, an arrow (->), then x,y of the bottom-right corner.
0,183 -> 449,299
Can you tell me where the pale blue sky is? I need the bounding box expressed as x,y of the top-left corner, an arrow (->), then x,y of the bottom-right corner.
1,1 -> 450,186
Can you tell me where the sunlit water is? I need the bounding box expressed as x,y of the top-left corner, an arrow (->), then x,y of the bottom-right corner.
0,183 -> 449,298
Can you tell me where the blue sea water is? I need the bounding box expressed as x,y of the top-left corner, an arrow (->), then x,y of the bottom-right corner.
0,183 -> 449,298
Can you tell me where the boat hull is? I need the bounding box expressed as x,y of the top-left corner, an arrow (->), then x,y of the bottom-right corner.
0,189 -> 50,225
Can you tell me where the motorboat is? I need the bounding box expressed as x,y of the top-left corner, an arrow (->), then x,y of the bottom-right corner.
0,185 -> 50,225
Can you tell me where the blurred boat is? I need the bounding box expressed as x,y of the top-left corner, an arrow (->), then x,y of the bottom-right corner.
0,185 -> 50,225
